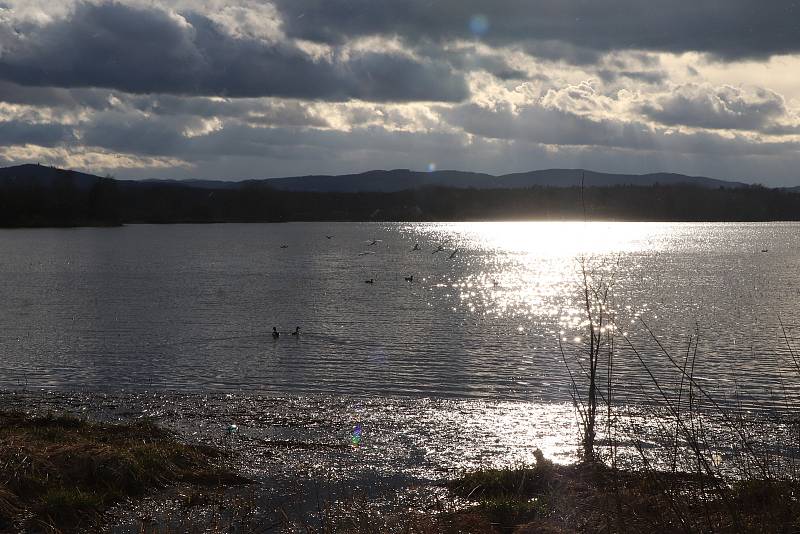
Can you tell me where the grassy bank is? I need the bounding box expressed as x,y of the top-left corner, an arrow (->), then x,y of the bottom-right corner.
444,450 -> 800,533
0,410 -> 247,532
239,448 -> 800,533
2,409 -> 797,533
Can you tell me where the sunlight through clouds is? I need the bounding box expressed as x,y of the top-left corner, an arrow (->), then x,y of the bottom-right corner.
0,1 -> 798,184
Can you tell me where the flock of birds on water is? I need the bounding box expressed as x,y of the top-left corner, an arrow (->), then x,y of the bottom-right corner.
271,234 -> 466,338
272,326 -> 300,339
264,232 -> 773,338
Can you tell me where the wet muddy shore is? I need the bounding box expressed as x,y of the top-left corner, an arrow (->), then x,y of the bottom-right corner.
0,388 -> 579,531
3,388 -> 799,532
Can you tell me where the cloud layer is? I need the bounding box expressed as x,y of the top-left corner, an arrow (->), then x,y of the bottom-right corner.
0,0 -> 798,185
273,0 -> 800,60
0,2 -> 468,101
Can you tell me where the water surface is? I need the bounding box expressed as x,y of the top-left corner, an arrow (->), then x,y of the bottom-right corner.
1,222 -> 798,409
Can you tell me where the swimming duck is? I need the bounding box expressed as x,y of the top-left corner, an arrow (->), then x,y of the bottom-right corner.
272,326 -> 280,339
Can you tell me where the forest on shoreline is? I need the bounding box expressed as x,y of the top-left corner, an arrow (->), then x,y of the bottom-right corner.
2,174 -> 800,227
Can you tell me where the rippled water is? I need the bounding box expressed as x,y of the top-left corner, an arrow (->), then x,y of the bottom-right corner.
1,222 -> 799,407
3,222 -> 800,522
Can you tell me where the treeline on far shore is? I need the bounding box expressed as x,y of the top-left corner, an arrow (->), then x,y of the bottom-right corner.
2,176 -> 800,227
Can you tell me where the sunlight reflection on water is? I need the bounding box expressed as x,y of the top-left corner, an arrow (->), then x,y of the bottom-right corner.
397,221 -> 800,409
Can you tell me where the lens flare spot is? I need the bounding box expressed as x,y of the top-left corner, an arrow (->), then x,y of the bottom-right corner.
469,14 -> 489,36
351,423 -> 363,447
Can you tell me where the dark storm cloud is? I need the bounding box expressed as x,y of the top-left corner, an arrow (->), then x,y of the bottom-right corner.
126,95 -> 329,127
0,79 -> 329,127
79,113 -> 189,156
78,113 -> 468,160
0,120 -> 75,146
414,42 -> 529,80
471,57 -> 527,80
0,80 -> 114,109
640,85 -> 788,131
597,70 -> 667,85
442,51 -> 528,81
72,102 -> 797,165
441,103 -> 655,150
0,2 -> 468,102
274,0 -> 800,61
440,102 -> 797,156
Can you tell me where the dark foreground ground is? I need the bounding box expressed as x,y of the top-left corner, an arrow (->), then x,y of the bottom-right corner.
1,390 -> 799,533
0,410 -> 248,532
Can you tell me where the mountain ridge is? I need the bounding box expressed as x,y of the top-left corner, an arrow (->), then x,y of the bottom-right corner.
0,163 -> 750,192
3,163 -> 800,228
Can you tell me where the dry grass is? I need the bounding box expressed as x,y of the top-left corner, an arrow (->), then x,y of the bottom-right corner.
3,409 -> 795,533
0,410 -> 247,532
447,450 -> 800,533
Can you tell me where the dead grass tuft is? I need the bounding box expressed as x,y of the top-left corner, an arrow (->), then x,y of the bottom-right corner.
0,410 -> 247,532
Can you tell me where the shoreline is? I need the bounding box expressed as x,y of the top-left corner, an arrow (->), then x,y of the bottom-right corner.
5,219 -> 800,230
3,390 -> 798,532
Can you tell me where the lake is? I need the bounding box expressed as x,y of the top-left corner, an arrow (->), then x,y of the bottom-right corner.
1,222 -> 799,469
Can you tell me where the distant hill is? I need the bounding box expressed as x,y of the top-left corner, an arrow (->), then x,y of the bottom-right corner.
0,164 -> 105,190
256,169 -> 496,192
254,168 -> 747,192
495,169 -> 746,189
2,163 -> 799,227
0,164 -> 748,192
132,178 -> 241,190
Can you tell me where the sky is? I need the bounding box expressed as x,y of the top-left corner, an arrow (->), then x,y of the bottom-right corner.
0,1 -> 799,185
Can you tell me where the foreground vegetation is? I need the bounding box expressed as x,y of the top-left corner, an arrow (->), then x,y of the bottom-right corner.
276,447 -> 799,533
0,410 -> 246,532
2,407 -> 798,533
445,453 -> 800,533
